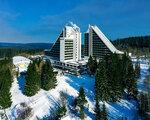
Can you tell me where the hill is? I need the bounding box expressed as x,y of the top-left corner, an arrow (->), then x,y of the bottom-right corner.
113,36 -> 150,48
113,36 -> 150,56
0,43 -> 52,49
4,55 -> 149,120
0,43 -> 53,58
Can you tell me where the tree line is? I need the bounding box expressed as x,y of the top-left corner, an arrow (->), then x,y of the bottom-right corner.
113,36 -> 150,56
113,36 -> 150,48
0,48 -> 44,59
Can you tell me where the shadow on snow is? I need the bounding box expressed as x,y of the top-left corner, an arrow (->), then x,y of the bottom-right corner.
17,75 -> 26,93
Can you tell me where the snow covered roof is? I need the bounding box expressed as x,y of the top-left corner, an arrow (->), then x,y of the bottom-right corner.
90,25 -> 124,54
13,56 -> 31,65
66,21 -> 80,32
13,56 -> 31,73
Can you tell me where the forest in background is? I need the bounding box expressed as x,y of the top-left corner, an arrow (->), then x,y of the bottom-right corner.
0,48 -> 44,59
0,42 -> 52,58
113,36 -> 150,56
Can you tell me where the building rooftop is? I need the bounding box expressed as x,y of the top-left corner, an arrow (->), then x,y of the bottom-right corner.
66,21 -> 80,32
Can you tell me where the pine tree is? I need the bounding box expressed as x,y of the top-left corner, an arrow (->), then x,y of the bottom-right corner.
95,60 -> 110,102
118,54 -> 138,100
41,60 -> 57,90
56,105 -> 67,119
135,61 -> 140,79
34,59 -> 43,76
87,55 -> 93,75
24,61 -> 40,96
93,57 -> 98,74
138,92 -> 149,119
109,53 -> 123,101
80,105 -> 85,120
87,55 -> 97,75
56,92 -> 67,119
101,103 -> 107,120
0,92 -> 12,109
76,87 -> 87,108
126,60 -> 138,99
94,98 -> 101,120
74,86 -> 87,120
120,53 -> 130,90
0,68 -> 12,109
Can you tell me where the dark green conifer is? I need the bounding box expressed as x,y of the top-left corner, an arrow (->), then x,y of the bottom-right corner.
80,106 -> 85,120
101,103 -> 107,120
56,105 -> 67,119
135,61 -> 141,79
76,87 -> 87,107
0,68 -> 12,109
74,86 -> 87,120
94,98 -> 101,120
95,60 -> 110,102
41,60 -> 57,90
87,55 -> 97,75
126,60 -> 138,99
24,61 -> 40,96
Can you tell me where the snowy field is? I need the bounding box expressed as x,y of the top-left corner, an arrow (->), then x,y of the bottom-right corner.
4,56 -> 150,120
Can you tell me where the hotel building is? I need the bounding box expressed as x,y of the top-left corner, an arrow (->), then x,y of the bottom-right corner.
45,22 -> 86,75
84,25 -> 123,59
47,22 -> 81,62
45,23 -> 123,75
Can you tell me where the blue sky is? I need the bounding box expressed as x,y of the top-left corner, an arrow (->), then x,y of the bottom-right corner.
0,0 -> 150,43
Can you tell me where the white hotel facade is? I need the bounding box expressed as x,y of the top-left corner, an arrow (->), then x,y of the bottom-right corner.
44,22 -> 86,75
60,22 -> 81,62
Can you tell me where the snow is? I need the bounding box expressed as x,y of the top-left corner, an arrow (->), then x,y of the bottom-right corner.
4,56 -> 150,120
137,61 -> 149,93
132,57 -> 150,93
13,56 -> 31,73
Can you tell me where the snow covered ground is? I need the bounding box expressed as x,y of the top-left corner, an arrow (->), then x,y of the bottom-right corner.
4,56 -> 150,120
138,61 -> 150,93
13,56 -> 31,73
132,57 -> 150,93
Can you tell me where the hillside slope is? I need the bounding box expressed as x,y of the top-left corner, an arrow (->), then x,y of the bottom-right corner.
4,56 -> 150,120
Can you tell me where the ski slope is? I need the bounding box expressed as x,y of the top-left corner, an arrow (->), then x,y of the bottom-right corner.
4,56 -> 150,120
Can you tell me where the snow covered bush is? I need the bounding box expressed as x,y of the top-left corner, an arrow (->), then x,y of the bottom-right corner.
56,91 -> 67,119
15,103 -> 33,120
